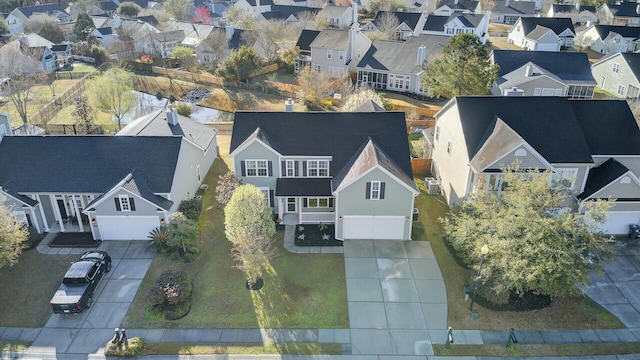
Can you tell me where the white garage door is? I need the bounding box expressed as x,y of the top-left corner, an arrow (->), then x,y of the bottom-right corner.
599,212 -> 640,235
342,216 -> 405,240
535,43 -> 559,52
96,216 -> 160,240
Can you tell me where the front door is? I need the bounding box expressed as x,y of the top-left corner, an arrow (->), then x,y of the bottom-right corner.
57,199 -> 68,219
286,197 -> 297,213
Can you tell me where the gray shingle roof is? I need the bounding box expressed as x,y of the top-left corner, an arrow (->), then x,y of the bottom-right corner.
373,11 -> 423,30
578,158 -> 629,200
519,17 -> 574,36
117,108 -> 217,151
552,4 -> 595,13
492,50 -> 596,83
295,29 -> 321,52
276,178 -> 332,196
492,0 -> 535,15
606,1 -> 640,18
230,111 -> 414,187
353,100 -> 386,112
450,96 -> 594,163
310,29 -> 349,49
357,35 -> 450,73
16,4 -> 68,18
525,25 -> 555,40
438,0 -> 480,11
0,136 -> 182,193
423,14 -> 449,31
593,24 -> 640,40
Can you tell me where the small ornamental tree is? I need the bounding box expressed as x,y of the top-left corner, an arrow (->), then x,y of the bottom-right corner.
148,269 -> 192,320
217,46 -> 262,82
215,171 -> 242,205
74,12 -> 95,41
71,93 -> 96,134
340,86 -> 386,111
118,2 -> 141,17
192,5 -> 213,24
224,184 -> 277,286
0,199 -> 29,268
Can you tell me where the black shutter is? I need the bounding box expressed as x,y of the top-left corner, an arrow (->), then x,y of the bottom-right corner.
303,198 -> 308,207
268,161 -> 273,176
329,198 -> 334,208
115,198 -> 121,211
269,190 -> 274,207
129,197 -> 136,211
380,182 -> 385,199
281,161 -> 286,176
302,161 -> 307,176
295,162 -> 299,176
365,182 -> 371,199
241,161 -> 246,176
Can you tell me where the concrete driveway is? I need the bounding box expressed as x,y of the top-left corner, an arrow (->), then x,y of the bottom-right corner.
584,238 -> 640,328
343,239 -> 447,356
31,241 -> 155,357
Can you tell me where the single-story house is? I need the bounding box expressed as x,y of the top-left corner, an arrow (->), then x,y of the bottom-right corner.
508,17 -> 575,50
230,109 -> 419,240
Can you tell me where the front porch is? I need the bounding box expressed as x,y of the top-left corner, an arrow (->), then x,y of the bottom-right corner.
282,212 -> 335,225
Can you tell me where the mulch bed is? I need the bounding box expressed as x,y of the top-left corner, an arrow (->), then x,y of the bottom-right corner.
49,232 -> 100,248
294,224 -> 343,247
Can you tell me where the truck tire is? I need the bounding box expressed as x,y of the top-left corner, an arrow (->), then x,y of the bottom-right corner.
86,297 -> 92,309
106,261 -> 112,273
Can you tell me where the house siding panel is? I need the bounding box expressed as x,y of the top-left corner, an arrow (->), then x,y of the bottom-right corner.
93,192 -> 160,215
503,77 -> 567,96
485,147 -> 550,170
171,139 -> 217,212
234,141 -> 280,207
589,176 -> 640,199
592,54 -> 640,98
335,168 -> 415,240
609,202 -> 640,211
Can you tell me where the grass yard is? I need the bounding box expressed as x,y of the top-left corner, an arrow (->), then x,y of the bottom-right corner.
122,147 -> 349,329
434,342 -> 640,357
413,177 -> 624,331
0,249 -> 76,327
0,80 -> 78,127
144,342 -> 342,355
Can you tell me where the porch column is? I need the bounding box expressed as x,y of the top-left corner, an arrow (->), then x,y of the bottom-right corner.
73,195 -> 84,232
88,211 -> 99,240
278,198 -> 284,220
28,207 -> 41,233
52,195 -> 65,232
297,197 -> 302,224
35,195 -> 49,232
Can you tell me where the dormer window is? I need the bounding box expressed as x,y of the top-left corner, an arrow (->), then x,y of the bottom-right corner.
306,160 -> 329,177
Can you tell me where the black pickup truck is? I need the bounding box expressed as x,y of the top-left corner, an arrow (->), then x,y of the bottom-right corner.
50,251 -> 112,315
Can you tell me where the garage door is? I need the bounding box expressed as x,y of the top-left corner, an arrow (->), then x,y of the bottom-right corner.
535,43 -> 559,52
96,216 -> 160,240
598,212 -> 640,235
342,216 -> 405,240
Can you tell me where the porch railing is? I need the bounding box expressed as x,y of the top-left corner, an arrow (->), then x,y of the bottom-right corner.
300,212 -> 335,224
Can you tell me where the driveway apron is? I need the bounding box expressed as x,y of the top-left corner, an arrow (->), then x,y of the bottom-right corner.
32,241 -> 156,356
343,239 -> 447,356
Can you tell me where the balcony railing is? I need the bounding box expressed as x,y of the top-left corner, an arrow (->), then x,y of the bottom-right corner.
300,212 -> 335,224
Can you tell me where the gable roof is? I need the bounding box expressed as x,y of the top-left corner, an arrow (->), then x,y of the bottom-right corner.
354,99 -> 386,112
357,35 -> 450,73
310,29 -> 349,49
570,100 -> 640,156
116,108 -> 217,151
19,33 -> 54,48
318,5 -> 350,18
423,14 -> 449,31
578,158 -> 630,200
552,4 -> 595,13
606,1 -> 640,18
0,136 -> 182,194
448,96 -> 594,163
437,0 -> 480,11
95,27 -> 113,35
373,11 -> 423,30
492,50 -> 596,83
525,25 -> 557,40
230,111 -> 414,186
519,17 -> 574,36
592,24 -> 640,40
264,5 -> 318,20
15,4 -> 69,18
295,29 -> 321,51
492,0 -> 535,15
495,61 -> 566,89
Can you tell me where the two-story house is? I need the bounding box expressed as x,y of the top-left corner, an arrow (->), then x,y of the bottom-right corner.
575,24 -> 640,54
597,1 -> 640,26
490,50 -> 596,98
0,34 -> 56,73
308,26 -> 372,75
233,0 -> 274,17
422,12 -> 490,44
508,17 -> 575,50
361,11 -> 427,40
6,4 -> 70,35
356,34 -> 451,94
316,5 -> 353,28
546,3 -> 597,24
230,110 -> 419,240
591,52 -> 640,100
434,0 -> 482,15
490,0 -> 535,24
0,106 -> 217,241
294,29 -> 321,73
430,96 -> 640,235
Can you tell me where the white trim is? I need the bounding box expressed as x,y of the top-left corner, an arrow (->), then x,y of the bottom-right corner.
229,136 -> 282,158
245,159 -> 269,177
333,165 -> 419,195
474,140 -> 555,174
580,170 -> 640,201
306,159 -> 330,177
118,194 -> 132,212
370,180 -> 381,200
36,195 -> 49,232
83,181 -> 169,215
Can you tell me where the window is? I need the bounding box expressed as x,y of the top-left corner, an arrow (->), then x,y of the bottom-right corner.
285,160 -> 296,177
307,198 -> 330,208
196,165 -> 201,182
613,62 -> 620,73
259,187 -> 270,206
618,84 -> 626,96
552,168 -> 579,190
339,51 -> 345,60
435,125 -> 440,141
366,181 -> 385,200
327,50 -> 332,59
534,88 -> 541,96
244,160 -> 269,177
306,160 -> 329,177
116,195 -> 136,212
446,140 -> 452,155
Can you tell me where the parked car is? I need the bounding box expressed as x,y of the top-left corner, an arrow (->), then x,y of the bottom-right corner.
50,251 -> 111,314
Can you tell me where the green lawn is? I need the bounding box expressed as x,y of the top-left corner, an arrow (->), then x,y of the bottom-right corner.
413,177 -> 623,330
122,158 -> 349,329
0,249 -> 76,327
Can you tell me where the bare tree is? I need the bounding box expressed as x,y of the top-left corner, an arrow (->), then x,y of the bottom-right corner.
163,0 -> 191,21
201,29 -> 229,70
23,14 -> 59,33
0,44 -> 46,129
296,65 -> 336,109
71,93 -> 96,134
371,11 -> 399,40
248,20 -> 294,62
224,6 -> 255,30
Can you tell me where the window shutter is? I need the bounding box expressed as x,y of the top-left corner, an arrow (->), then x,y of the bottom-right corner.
240,161 -> 246,176
365,182 -> 371,199
129,197 -> 136,211
295,161 -> 299,176
380,182 -> 385,199
269,190 -> 274,207
281,161 -> 286,175
303,161 -> 307,176
268,161 -> 273,176
329,198 -> 334,208
303,198 -> 308,207
115,198 -> 121,211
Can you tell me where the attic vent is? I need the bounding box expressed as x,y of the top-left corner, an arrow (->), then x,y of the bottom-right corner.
620,176 -> 631,184
514,148 -> 527,157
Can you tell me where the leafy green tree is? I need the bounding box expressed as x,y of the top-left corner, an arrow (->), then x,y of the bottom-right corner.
174,102 -> 193,117
422,33 -> 498,98
170,46 -> 194,59
36,20 -> 65,43
74,12 -> 95,41
88,67 -> 136,130
0,198 -> 29,268
441,165 -> 614,299
217,46 -> 262,82
71,93 -> 95,134
118,2 -> 141,17
224,184 -> 277,284
0,17 -> 9,39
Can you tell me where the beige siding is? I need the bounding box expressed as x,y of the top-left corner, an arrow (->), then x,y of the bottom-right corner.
485,146 -> 549,170
590,174 -> 640,199
609,202 -> 640,211
503,77 -> 567,96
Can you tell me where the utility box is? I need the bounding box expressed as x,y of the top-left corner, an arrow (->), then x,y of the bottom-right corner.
629,224 -> 640,239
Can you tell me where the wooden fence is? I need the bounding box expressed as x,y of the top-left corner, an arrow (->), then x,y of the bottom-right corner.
205,121 -> 233,134
30,123 -> 117,135
392,105 -> 439,118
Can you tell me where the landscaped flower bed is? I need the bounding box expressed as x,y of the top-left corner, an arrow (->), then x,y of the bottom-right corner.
294,224 -> 343,246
